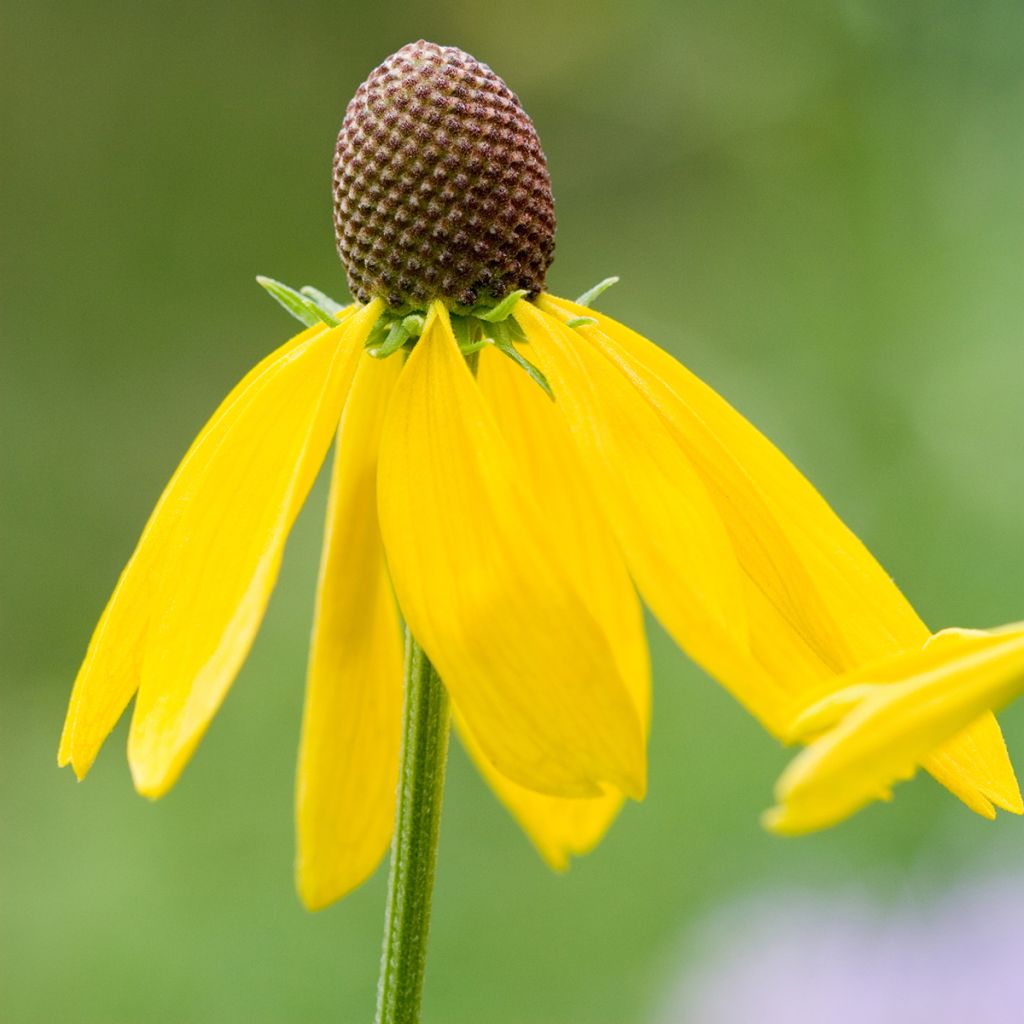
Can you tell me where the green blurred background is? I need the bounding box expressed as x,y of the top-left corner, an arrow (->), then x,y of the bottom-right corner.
4,1 -> 1024,1021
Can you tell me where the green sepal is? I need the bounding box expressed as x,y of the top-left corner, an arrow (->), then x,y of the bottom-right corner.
574,276 -> 619,309
450,315 -> 478,350
353,302 -> 547,405
364,316 -> 389,352
402,314 -> 426,339
503,316 -> 527,343
475,289 -> 528,323
486,335 -> 554,400
565,316 -> 597,329
486,320 -> 513,347
369,320 -> 412,359
300,285 -> 347,318
257,276 -> 338,328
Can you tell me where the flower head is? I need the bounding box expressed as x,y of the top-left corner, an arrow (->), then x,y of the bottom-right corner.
333,40 -> 555,311
60,41 -> 1023,910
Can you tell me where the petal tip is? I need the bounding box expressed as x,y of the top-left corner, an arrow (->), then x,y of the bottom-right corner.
984,777 -> 1024,816
545,853 -> 571,873
60,745 -> 95,781
760,804 -> 806,836
295,859 -> 376,912
129,757 -> 175,800
977,799 -> 998,821
296,875 -> 333,913
613,722 -> 648,802
624,768 -> 647,802
607,748 -> 647,802
999,790 -> 1024,816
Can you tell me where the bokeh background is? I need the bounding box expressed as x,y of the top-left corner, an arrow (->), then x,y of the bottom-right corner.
4,1 -> 1024,1021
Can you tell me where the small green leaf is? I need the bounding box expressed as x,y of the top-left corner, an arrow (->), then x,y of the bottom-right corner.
363,315 -> 390,351
574,276 -> 619,309
476,289 -> 528,323
565,316 -> 597,329
300,285 -> 347,318
489,337 -> 554,399
483,318 -> 526,348
369,320 -> 411,359
450,315 -> 477,350
257,276 -> 336,327
401,314 -> 426,339
505,315 -> 527,343
486,320 -> 512,346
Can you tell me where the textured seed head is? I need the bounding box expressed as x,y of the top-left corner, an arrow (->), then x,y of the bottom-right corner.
333,41 -> 556,311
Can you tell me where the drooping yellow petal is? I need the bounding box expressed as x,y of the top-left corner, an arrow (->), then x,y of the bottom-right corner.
784,628 -> 1022,820
457,710 -> 627,869
539,298 -> 858,723
59,313 -> 354,778
516,302 -> 774,719
377,303 -> 645,800
295,351 -> 404,910
458,345 -> 650,866
920,716 -> 1014,820
766,625 -> 1024,833
474,345 -> 650,717
536,295 -> 1020,819
538,293 -> 926,665
127,300 -> 383,797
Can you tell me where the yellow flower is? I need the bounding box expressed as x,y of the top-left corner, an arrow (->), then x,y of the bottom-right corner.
59,287 -> 1024,909
59,40 -> 1022,912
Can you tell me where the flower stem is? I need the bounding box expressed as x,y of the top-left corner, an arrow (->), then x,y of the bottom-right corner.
374,630 -> 451,1024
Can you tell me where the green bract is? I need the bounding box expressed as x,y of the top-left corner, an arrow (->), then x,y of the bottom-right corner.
256,273 -> 621,403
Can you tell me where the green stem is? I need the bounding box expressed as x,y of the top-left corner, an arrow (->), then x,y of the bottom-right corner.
374,630 -> 451,1024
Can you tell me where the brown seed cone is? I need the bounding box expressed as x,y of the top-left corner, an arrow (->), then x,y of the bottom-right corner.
332,41 -> 556,311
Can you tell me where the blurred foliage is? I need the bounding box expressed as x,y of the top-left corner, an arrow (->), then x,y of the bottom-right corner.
3,1 -> 1024,1021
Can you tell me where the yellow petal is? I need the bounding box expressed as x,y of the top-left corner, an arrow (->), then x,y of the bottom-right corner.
475,345 -> 650,721
127,300 -> 383,797
922,714 -> 1020,819
296,351 -> 404,910
516,302 -> 775,719
537,295 -> 1020,818
783,684 -> 882,742
458,346 -> 650,865
783,680 -> 1014,819
457,711 -> 625,869
766,626 -> 1024,833
377,303 -> 645,800
789,628 -> 1023,820
59,313 -> 354,778
920,628 -> 1023,820
542,299 -> 857,693
538,293 -> 927,666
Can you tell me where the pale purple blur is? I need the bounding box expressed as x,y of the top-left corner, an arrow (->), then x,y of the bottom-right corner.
656,875 -> 1024,1024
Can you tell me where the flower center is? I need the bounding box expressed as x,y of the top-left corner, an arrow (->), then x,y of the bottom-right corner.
332,41 -> 556,313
